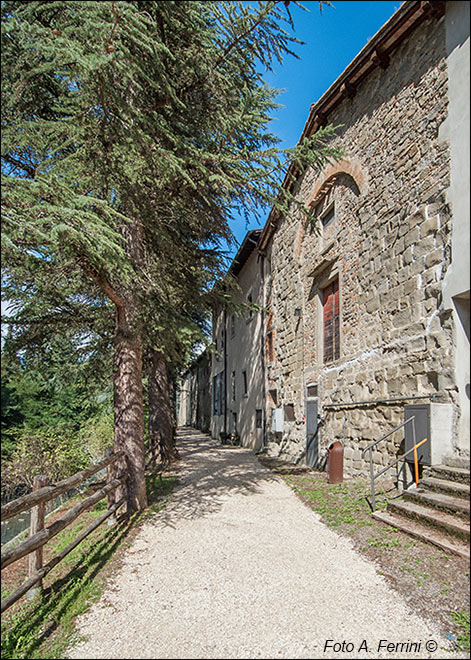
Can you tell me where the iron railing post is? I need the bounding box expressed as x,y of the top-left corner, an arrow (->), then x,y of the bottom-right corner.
369,448 -> 376,511
361,416 -> 418,512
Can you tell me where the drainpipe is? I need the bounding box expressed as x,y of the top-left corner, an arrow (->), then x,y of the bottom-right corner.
223,307 -> 227,438
260,253 -> 267,449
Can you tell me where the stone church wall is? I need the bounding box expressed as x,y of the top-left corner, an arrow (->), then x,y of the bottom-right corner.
267,15 -> 455,475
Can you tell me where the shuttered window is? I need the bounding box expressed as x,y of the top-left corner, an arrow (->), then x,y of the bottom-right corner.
242,370 -> 248,395
323,278 -> 340,363
213,376 -> 218,413
213,372 -> 224,415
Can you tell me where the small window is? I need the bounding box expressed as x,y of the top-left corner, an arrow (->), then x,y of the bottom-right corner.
247,293 -> 253,319
256,409 -> 263,429
213,372 -> 224,415
242,370 -> 248,395
321,205 -> 335,227
231,370 -> 236,402
307,384 -> 318,398
268,389 -> 278,406
284,403 -> 295,422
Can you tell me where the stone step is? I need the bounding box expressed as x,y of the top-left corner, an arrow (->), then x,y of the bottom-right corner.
403,487 -> 470,519
387,498 -> 470,540
420,476 -> 470,499
372,510 -> 470,561
423,464 -> 470,485
442,456 -> 470,470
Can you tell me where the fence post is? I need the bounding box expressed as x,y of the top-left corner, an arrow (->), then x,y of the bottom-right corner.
106,448 -> 118,527
27,474 -> 49,600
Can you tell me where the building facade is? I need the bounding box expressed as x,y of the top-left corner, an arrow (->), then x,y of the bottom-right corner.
258,0 -> 469,474
210,230 -> 266,451
186,1 -> 468,476
440,0 -> 470,458
177,350 -> 211,433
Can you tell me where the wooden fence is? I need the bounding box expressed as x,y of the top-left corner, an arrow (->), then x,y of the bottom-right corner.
1,450 -> 127,614
0,435 -> 166,615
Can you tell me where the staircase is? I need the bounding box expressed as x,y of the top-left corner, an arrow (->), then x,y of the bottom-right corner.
372,464 -> 470,560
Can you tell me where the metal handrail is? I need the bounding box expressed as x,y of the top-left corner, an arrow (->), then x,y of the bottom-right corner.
361,416 -> 416,459
365,437 -> 429,512
362,416 -> 424,511
373,437 -> 428,482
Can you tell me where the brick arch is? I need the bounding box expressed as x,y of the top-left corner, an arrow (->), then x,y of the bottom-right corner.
307,158 -> 368,210
294,159 -> 368,263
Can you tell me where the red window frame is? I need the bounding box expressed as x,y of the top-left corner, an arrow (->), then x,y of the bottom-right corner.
322,278 -> 340,363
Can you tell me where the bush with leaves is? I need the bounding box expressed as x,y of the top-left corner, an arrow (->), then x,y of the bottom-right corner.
1,427 -> 91,500
78,406 -> 114,464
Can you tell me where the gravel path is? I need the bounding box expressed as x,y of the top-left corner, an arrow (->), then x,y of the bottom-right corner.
67,429 -> 460,659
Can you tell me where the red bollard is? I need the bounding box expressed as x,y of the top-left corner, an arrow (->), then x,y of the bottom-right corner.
327,441 -> 344,484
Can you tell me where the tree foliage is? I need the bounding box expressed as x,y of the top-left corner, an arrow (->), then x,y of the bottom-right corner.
1,426 -> 91,499
1,331 -> 112,434
2,1 -> 340,301
1,325 -> 114,498
1,0 -> 341,508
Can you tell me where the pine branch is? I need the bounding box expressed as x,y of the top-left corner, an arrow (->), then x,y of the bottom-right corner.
3,155 -> 35,178
213,1 -> 278,71
82,265 -> 125,309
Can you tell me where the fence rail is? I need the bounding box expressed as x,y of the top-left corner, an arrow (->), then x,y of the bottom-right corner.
1,450 -> 127,613
1,496 -> 125,614
1,450 -> 125,522
1,476 -> 126,571
1,436 -> 169,614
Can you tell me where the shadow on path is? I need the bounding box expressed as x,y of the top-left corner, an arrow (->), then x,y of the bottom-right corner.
147,427 -> 280,529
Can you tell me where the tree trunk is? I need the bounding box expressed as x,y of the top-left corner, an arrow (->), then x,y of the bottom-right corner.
148,348 -> 178,464
114,304 -> 147,512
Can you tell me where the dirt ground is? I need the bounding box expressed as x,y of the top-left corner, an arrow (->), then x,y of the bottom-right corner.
258,456 -> 470,651
2,455 -> 469,657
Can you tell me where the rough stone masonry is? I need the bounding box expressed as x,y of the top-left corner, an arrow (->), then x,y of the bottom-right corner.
266,13 -> 456,474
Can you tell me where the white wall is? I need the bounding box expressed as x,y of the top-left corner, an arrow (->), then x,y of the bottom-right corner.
210,249 -> 265,451
441,1 -> 470,458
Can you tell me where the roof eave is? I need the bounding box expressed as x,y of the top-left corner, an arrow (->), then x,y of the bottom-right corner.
257,0 -> 445,253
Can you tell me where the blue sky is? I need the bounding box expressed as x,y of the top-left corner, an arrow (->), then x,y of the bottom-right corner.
228,0 -> 401,255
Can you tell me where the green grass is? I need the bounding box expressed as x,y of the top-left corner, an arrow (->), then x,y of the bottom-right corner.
450,609 -> 470,652
398,556 -> 430,586
1,474 -> 177,659
364,535 -> 402,550
285,474 -> 379,531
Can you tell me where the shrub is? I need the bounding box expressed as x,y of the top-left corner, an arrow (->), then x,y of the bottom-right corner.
1,427 -> 90,499
78,408 -> 114,463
